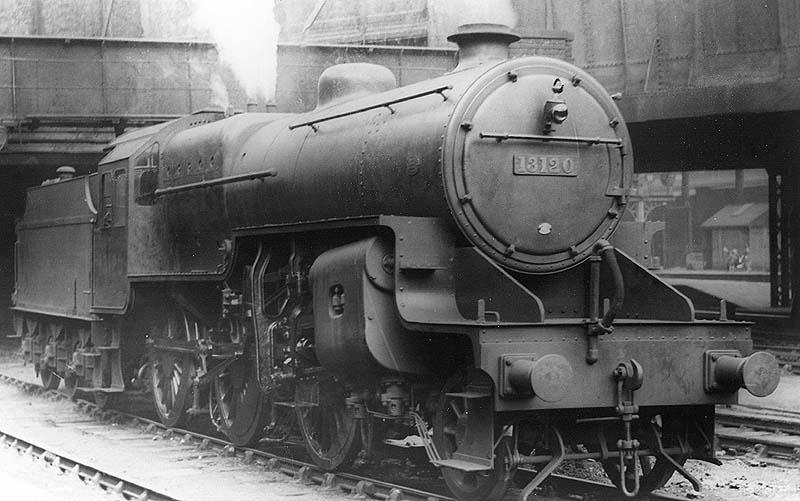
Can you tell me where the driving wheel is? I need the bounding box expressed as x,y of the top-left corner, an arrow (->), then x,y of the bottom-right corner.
211,352 -> 267,446
149,309 -> 200,427
150,350 -> 194,427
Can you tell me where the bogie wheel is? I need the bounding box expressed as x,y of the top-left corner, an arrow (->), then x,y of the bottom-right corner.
211,354 -> 267,446
601,418 -> 688,494
433,372 -> 516,501
295,377 -> 361,471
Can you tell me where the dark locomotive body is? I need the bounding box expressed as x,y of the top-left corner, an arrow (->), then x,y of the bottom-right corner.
12,25 -> 780,500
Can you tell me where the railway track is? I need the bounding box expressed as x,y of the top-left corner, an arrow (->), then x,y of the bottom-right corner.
0,372 -> 451,501
0,366 -> 686,501
750,319 -> 799,375
715,405 -> 800,465
752,343 -> 800,375
0,430 -> 175,500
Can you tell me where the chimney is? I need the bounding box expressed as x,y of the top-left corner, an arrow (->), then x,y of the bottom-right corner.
447,23 -> 520,71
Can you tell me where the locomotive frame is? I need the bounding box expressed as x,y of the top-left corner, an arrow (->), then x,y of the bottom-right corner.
11,24 -> 780,501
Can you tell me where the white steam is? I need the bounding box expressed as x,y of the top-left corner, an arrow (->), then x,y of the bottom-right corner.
190,0 -> 280,103
209,73 -> 230,110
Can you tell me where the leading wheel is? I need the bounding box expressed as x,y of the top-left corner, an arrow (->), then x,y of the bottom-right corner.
295,377 -> 361,471
211,354 -> 267,446
601,419 -> 688,494
602,454 -> 685,493
434,372 -> 516,501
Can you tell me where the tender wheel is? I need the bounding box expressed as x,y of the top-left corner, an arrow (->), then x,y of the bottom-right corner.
93,391 -> 118,409
40,366 -> 60,390
602,454 -> 685,493
434,372 -> 515,501
63,372 -> 79,399
63,329 -> 88,400
295,377 -> 361,471
39,324 -> 62,390
211,355 -> 267,446
150,350 -> 194,427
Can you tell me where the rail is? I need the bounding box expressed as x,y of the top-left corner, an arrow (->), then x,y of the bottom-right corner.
0,372 -> 454,501
0,430 -> 176,500
715,405 -> 800,464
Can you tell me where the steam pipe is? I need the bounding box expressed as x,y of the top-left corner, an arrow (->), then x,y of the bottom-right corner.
586,239 -> 624,364
586,255 -> 602,364
596,239 -> 624,330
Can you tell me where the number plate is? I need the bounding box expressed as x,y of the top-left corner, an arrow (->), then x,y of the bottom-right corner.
513,155 -> 578,177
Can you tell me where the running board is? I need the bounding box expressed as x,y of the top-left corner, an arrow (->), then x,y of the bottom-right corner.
409,411 -> 494,473
431,458 -> 493,472
76,386 -> 124,393
444,391 -> 490,399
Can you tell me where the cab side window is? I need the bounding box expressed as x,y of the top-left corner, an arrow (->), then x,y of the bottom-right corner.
134,143 -> 159,205
99,168 -> 128,228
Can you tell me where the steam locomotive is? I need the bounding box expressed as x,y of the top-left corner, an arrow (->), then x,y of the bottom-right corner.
12,24 -> 780,500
